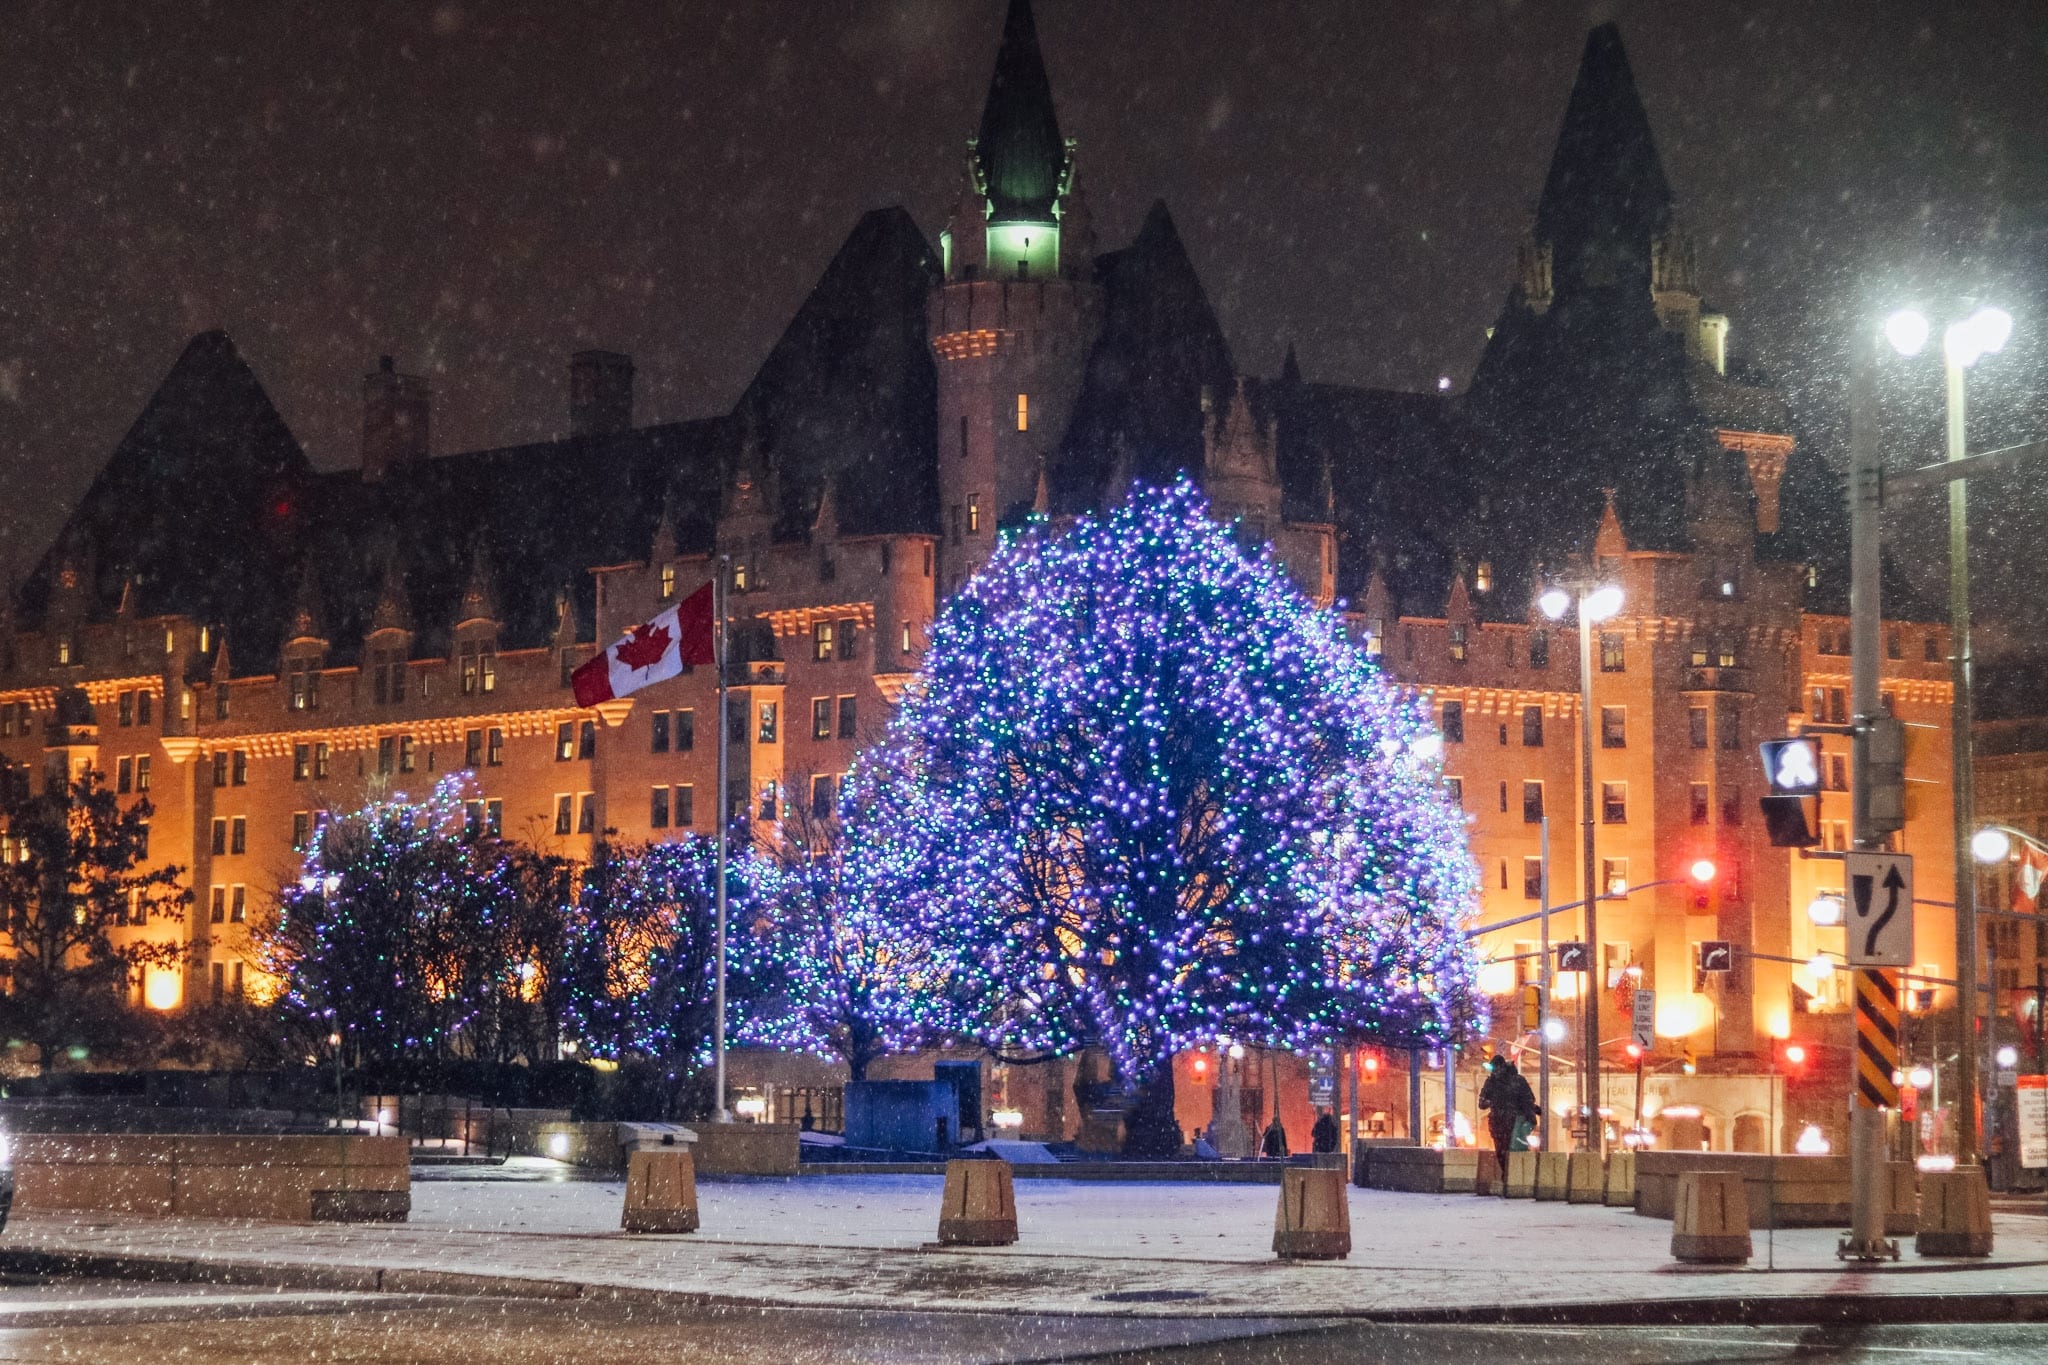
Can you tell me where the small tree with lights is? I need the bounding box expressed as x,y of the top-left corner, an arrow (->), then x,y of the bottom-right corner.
861,479 -> 1482,1155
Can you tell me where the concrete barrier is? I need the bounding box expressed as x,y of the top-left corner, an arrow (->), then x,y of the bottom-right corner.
1565,1152 -> 1604,1204
11,1134 -> 408,1223
1504,1151 -> 1537,1198
1532,1151 -> 1569,1201
1273,1166 -> 1351,1260
621,1148 -> 698,1233
1365,1146 -> 1481,1193
532,1121 -> 625,1170
691,1122 -> 800,1176
1602,1150 -> 1636,1208
1884,1161 -> 1918,1237
1470,1149 -> 1502,1195
938,1159 -> 1018,1246
1633,1152 -> 1848,1228
1915,1167 -> 1992,1257
1670,1170 -> 1750,1264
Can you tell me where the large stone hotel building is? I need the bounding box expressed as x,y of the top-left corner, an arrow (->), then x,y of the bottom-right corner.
0,3 -> 1987,1152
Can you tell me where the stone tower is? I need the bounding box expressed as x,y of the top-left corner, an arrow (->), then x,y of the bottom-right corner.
929,0 -> 1101,591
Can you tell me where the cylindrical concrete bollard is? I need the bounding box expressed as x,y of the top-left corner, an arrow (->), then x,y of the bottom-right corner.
938,1158 -> 1018,1246
1671,1170 -> 1750,1264
1565,1151 -> 1604,1204
1602,1150 -> 1636,1208
621,1147 -> 699,1234
1915,1167 -> 1992,1257
1533,1151 -> 1569,1201
1504,1150 -> 1538,1198
1273,1165 -> 1351,1260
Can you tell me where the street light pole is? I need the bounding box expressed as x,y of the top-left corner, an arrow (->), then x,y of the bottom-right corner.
1576,594 -> 1602,1156
1539,816 -> 1553,1152
1944,346 -> 1982,1168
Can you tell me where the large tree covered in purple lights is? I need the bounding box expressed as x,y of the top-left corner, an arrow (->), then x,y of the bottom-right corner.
858,480 -> 1482,1154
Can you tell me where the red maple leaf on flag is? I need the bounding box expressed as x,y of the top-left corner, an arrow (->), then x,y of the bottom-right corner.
613,622 -> 673,672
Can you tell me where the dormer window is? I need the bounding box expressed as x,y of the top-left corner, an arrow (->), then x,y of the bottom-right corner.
1448,623 -> 1469,664
54,634 -> 75,666
164,627 -> 177,655
459,641 -> 496,696
660,563 -> 676,600
1474,561 -> 1493,594
287,658 -> 321,712
733,561 -> 750,593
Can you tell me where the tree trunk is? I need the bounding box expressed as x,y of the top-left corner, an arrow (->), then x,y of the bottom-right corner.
1122,1062 -> 1182,1158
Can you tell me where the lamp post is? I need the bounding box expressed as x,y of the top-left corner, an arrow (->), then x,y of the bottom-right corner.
1539,580 -> 1623,1153
1885,304 -> 2011,1168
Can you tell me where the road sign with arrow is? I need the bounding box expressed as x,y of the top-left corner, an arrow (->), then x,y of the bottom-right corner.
1844,851 -> 1913,967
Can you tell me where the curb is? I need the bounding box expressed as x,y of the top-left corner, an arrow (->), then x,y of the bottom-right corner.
7,1244 -> 2048,1327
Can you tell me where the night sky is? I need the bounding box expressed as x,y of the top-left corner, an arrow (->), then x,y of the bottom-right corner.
3,1 -> 2046,649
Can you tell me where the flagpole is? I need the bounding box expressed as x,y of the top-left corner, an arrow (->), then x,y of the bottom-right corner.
713,553 -> 731,1124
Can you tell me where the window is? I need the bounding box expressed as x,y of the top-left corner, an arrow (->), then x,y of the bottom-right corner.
232,750 -> 248,785
811,773 -> 836,820
556,722 -> 576,761
1448,624 -> 1468,663
813,621 -> 835,661
313,742 -> 331,780
378,736 -> 396,775
1602,859 -> 1629,897
1718,699 -> 1742,751
1887,630 -> 1902,660
968,495 -> 981,535
400,735 -> 416,773
371,651 -> 406,705
54,634 -> 73,665
230,885 -> 247,923
1523,857 -> 1543,901
1690,782 -> 1710,825
1690,642 -> 1708,667
651,712 -> 669,754
1522,780 -> 1544,823
460,642 -> 496,695
578,720 -> 596,760
837,619 -> 858,660
1828,688 -> 1847,725
577,793 -> 595,834
1444,776 -> 1463,806
210,885 -> 226,924
119,692 -> 133,727
465,730 -> 483,768
136,822 -> 150,858
1600,706 -> 1625,749
1717,640 -> 1738,668
1016,392 -> 1029,431
1680,706 -> 1704,752
1720,789 -> 1743,827
1363,618 -> 1384,659
136,755 -> 151,791
118,757 -> 134,794
660,563 -> 676,600
1601,781 -> 1627,824
215,683 -> 232,721
1829,754 -> 1847,792
212,752 -> 229,788
488,728 -> 506,766
902,622 -> 915,655
1528,630 -> 1549,669
1499,780 -> 1509,813
759,781 -> 778,823
295,744 -> 311,780
230,817 -> 246,855
1441,700 -> 1464,743
838,696 -> 857,740
1599,632 -> 1625,672
287,660 -> 319,711
673,784 -> 695,827
464,801 -> 484,839
813,698 -> 833,740
651,785 -> 674,828
1924,635 -> 1941,662
137,690 -> 152,726
674,709 -> 695,752
758,702 -> 778,744
1522,705 -> 1543,747
293,812 -> 310,850
211,819 -> 228,856
554,794 -> 573,836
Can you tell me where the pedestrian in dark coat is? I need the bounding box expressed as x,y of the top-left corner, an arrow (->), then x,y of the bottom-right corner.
1310,1108 -> 1340,1154
1478,1055 -> 1538,1191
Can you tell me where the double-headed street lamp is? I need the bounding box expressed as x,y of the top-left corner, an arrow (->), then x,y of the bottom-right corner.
1883,303 -> 2012,1168
1539,579 -> 1624,1152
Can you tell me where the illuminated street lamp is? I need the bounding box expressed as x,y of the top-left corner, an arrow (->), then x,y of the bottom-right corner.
1807,893 -> 1845,928
1539,578 -> 1624,1152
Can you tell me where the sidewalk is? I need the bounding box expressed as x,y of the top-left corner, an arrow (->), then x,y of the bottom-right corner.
5,1172 -> 2048,1322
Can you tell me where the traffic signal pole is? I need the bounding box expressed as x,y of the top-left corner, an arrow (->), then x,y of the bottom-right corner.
1843,332 -> 1896,1260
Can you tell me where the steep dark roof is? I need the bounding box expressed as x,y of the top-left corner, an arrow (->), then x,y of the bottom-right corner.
975,0 -> 1067,222
1052,202 -> 1236,512
732,205 -> 940,541
19,330 -> 313,646
1534,23 -> 1672,300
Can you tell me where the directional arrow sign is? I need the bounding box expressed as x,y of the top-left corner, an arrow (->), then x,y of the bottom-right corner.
1699,941 -> 1734,974
1556,941 -> 1590,973
1845,851 -> 1914,967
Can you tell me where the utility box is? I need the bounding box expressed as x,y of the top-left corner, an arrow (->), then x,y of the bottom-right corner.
844,1079 -> 961,1155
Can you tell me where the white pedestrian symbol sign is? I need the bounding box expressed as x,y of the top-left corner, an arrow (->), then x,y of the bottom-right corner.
1771,742 -> 1818,792
1845,851 -> 1914,967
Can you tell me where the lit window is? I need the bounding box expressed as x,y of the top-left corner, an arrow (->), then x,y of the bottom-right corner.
813,698 -> 833,740
660,563 -> 676,600
1474,561 -> 1492,594
558,722 -> 576,761
487,727 -> 505,767
968,496 -> 981,534
758,702 -> 778,744
230,885 -> 247,923
1602,782 -> 1627,824
1599,633 -> 1625,672
813,620 -> 835,661
1016,393 -> 1029,432
1448,623 -> 1468,663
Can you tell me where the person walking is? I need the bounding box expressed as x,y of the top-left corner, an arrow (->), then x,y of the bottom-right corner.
1310,1107 -> 1340,1154
1478,1054 -> 1537,1194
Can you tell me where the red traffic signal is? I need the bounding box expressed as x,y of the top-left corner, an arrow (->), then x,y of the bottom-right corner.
1689,858 -> 1717,884
1780,1042 -> 1809,1070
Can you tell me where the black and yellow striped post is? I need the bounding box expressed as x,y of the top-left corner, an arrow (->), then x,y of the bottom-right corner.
1854,968 -> 1901,1111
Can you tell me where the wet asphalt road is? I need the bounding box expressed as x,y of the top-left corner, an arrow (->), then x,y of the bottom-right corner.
1,1279 -> 2043,1363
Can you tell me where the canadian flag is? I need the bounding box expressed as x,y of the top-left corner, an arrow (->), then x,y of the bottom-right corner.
2014,842 -> 2048,913
572,580 -> 716,707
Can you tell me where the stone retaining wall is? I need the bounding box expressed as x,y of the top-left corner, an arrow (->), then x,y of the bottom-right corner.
11,1133 -> 409,1223
1633,1152 -> 1848,1228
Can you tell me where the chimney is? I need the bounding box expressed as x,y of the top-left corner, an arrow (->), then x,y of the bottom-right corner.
570,350 -> 635,438
362,355 -> 431,482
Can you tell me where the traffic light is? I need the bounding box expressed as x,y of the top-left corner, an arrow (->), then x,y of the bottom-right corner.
1360,1050 -> 1381,1081
1682,1048 -> 1698,1076
1624,1042 -> 1644,1064
1778,1040 -> 1810,1076
1863,713 -> 1906,837
1760,736 -> 1821,848
1522,983 -> 1541,1032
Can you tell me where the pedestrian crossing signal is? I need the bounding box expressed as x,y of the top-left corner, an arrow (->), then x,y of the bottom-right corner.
1760,737 -> 1822,796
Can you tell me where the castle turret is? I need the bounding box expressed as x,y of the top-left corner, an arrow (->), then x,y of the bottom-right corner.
929,0 -> 1100,592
